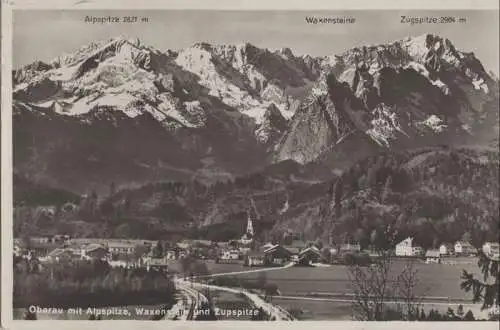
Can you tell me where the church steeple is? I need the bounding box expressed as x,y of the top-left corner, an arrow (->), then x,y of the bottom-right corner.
246,213 -> 254,237
241,197 -> 257,243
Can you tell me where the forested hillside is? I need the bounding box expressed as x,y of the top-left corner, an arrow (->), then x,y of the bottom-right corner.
315,146 -> 499,249
14,146 -> 499,247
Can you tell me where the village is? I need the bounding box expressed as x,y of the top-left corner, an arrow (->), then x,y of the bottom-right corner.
13,214 -> 500,271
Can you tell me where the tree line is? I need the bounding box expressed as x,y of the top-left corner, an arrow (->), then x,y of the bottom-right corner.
14,256 -> 176,310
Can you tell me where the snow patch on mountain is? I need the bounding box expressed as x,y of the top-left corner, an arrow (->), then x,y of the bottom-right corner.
174,44 -> 296,135
214,44 -> 269,92
48,66 -> 78,82
175,46 -> 264,120
182,100 -> 208,127
402,34 -> 430,60
418,115 -> 448,133
278,198 -> 289,215
366,104 -> 408,147
472,77 -> 489,94
14,82 -> 29,93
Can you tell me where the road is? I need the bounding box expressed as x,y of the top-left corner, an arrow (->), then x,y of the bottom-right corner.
176,277 -> 295,320
187,261 -> 295,279
271,294 -> 478,306
169,262 -> 297,320
166,278 -> 208,320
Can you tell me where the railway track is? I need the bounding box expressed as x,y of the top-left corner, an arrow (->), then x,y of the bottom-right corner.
174,277 -> 208,320
179,278 -> 296,320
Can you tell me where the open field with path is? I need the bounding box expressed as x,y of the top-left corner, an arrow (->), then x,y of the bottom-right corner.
199,258 -> 481,301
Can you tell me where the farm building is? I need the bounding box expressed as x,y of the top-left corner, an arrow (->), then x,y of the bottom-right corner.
298,246 -> 322,265
425,250 -> 441,264
81,244 -> 109,260
46,248 -> 81,263
220,249 -> 240,260
245,251 -> 266,267
107,242 -> 136,255
439,244 -> 454,256
145,257 -> 169,273
454,241 -> 476,256
263,244 -> 292,265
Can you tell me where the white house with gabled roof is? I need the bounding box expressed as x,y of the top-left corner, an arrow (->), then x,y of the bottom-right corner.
395,237 -> 423,257
454,241 -> 476,256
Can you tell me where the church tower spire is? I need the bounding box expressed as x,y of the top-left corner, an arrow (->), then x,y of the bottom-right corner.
246,213 -> 254,237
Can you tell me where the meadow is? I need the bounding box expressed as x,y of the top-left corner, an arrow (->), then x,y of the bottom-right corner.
200,258 -> 487,320
202,258 -> 481,300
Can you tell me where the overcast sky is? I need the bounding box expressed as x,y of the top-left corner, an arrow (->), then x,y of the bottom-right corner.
13,10 -> 499,75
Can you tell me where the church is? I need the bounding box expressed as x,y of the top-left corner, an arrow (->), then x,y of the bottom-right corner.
239,213 -> 254,245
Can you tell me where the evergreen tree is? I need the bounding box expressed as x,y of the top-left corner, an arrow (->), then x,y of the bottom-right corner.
460,247 -> 499,318
446,307 -> 456,320
464,310 -> 475,321
152,241 -> 164,258
456,304 -> 464,318
419,308 -> 426,320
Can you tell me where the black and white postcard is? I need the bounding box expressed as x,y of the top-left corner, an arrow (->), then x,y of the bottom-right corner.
1,1 -> 499,329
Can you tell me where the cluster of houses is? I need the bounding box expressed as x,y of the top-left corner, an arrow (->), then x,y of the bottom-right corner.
13,236 -> 194,273
13,218 -> 499,272
395,237 -> 500,264
213,215 -> 363,266
217,239 -> 363,267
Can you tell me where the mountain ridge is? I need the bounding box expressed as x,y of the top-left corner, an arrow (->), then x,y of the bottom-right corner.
12,33 -> 499,193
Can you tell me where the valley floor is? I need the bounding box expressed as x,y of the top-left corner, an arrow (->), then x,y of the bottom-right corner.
14,257 -> 486,321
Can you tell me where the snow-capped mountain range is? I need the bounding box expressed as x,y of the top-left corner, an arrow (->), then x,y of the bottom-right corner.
13,37 -> 312,135
12,33 -> 499,192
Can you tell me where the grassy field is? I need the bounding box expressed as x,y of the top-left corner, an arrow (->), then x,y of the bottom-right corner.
203,258 -> 481,300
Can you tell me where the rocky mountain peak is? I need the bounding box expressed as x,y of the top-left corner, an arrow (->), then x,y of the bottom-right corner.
278,47 -> 295,60
275,34 -> 498,167
256,103 -> 289,144
12,34 -> 498,192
